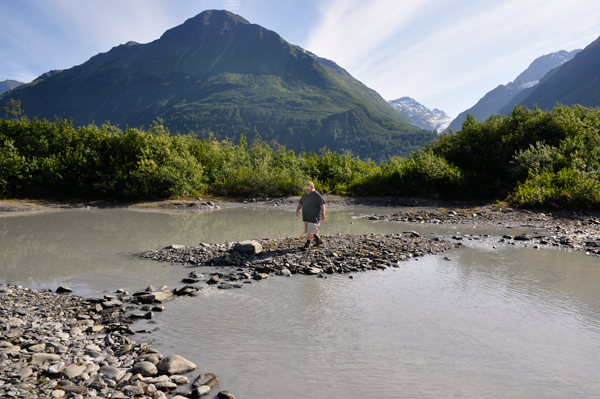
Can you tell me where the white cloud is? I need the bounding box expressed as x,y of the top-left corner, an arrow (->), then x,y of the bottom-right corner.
305,0 -> 600,115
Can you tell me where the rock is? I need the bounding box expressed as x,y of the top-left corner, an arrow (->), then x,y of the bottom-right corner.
304,267 -> 323,275
138,290 -> 173,304
218,391 -> 236,399
51,389 -> 66,398
514,234 -> 531,241
170,375 -> 190,384
101,299 -> 123,308
63,363 -> 87,379
31,353 -> 61,365
62,386 -> 88,394
19,366 -> 33,380
155,380 -> 178,390
137,353 -> 163,364
157,355 -> 197,375
98,365 -> 123,380
28,342 -> 46,352
206,276 -> 220,285
233,241 -> 263,254
253,273 -> 269,281
193,373 -> 220,389
47,362 -> 65,375
132,361 -> 158,377
122,385 -> 145,396
56,286 -> 73,293
192,386 -> 211,398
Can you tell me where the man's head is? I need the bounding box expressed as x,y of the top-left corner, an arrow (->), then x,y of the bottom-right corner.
305,182 -> 315,193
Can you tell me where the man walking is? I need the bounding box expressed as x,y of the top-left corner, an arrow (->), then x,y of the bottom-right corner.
296,182 -> 326,249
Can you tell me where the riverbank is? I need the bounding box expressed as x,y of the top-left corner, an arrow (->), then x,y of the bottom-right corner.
0,284 -> 233,399
357,204 -> 600,255
0,195 -> 438,214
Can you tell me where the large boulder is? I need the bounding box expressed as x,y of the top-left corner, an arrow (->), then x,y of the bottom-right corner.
138,290 -> 173,304
157,355 -> 197,375
233,241 -> 263,254
132,361 -> 158,377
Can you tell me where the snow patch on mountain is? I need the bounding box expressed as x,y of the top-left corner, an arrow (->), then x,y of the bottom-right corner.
388,97 -> 453,133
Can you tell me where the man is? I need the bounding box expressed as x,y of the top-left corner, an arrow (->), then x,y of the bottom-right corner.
296,182 -> 326,249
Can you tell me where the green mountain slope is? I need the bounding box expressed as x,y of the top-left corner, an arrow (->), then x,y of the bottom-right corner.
1,10 -> 434,159
499,36 -> 600,114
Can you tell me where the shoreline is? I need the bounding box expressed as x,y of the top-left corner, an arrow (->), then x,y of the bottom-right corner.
0,283 -> 233,399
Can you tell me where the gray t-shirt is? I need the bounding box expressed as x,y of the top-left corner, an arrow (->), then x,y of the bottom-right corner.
299,191 -> 325,223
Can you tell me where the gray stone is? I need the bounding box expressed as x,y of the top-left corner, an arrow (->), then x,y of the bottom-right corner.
233,241 -> 263,254
155,380 -> 178,390
122,385 -> 145,396
157,355 -> 197,375
98,365 -> 123,381
132,361 -> 157,377
192,386 -> 211,398
218,391 -> 236,399
137,353 -> 163,365
47,362 -> 65,375
193,373 -> 219,389
101,300 -> 123,308
62,385 -> 88,394
56,286 -> 73,293
31,353 -> 61,365
19,367 -> 33,380
63,364 -> 87,379
170,375 -> 189,384
304,267 -> 323,275
138,290 -> 173,304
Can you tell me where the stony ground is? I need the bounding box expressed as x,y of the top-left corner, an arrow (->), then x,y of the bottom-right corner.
140,233 -> 459,288
0,285 -> 234,399
357,204 -> 600,255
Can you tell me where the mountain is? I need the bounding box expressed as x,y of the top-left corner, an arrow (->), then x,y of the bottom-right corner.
447,49 -> 580,132
499,36 -> 600,114
388,97 -> 453,132
0,10 -> 435,160
0,80 -> 24,94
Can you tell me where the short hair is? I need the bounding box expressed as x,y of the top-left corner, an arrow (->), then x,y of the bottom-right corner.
306,182 -> 315,188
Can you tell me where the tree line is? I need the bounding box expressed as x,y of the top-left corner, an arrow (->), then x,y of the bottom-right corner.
2,100 -> 600,209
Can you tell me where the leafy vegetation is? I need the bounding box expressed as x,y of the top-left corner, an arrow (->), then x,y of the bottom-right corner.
0,10 -> 436,161
2,103 -> 600,209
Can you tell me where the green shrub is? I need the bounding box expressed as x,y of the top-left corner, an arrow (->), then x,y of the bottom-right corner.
509,168 -> 600,208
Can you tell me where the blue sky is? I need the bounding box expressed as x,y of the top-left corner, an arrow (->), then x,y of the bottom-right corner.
1,0 -> 599,116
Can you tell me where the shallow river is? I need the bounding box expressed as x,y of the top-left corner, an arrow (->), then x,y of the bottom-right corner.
1,207 -> 600,398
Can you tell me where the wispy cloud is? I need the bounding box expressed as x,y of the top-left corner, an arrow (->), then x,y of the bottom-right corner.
222,0 -> 243,12
305,0 -> 600,115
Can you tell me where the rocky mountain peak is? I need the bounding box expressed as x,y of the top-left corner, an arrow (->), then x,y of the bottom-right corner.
388,97 -> 453,133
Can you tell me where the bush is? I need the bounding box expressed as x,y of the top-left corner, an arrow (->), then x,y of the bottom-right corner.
509,168 -> 600,208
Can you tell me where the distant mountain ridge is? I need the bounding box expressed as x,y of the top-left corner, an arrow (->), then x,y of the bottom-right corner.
0,10 -> 435,160
499,36 -> 600,114
388,97 -> 452,132
0,80 -> 24,94
448,49 -> 580,131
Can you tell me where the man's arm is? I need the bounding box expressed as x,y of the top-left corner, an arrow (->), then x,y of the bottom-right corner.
320,204 -> 326,221
296,203 -> 302,217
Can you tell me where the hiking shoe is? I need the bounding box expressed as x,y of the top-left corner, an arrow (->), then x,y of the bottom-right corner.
302,241 -> 311,250
314,238 -> 323,247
